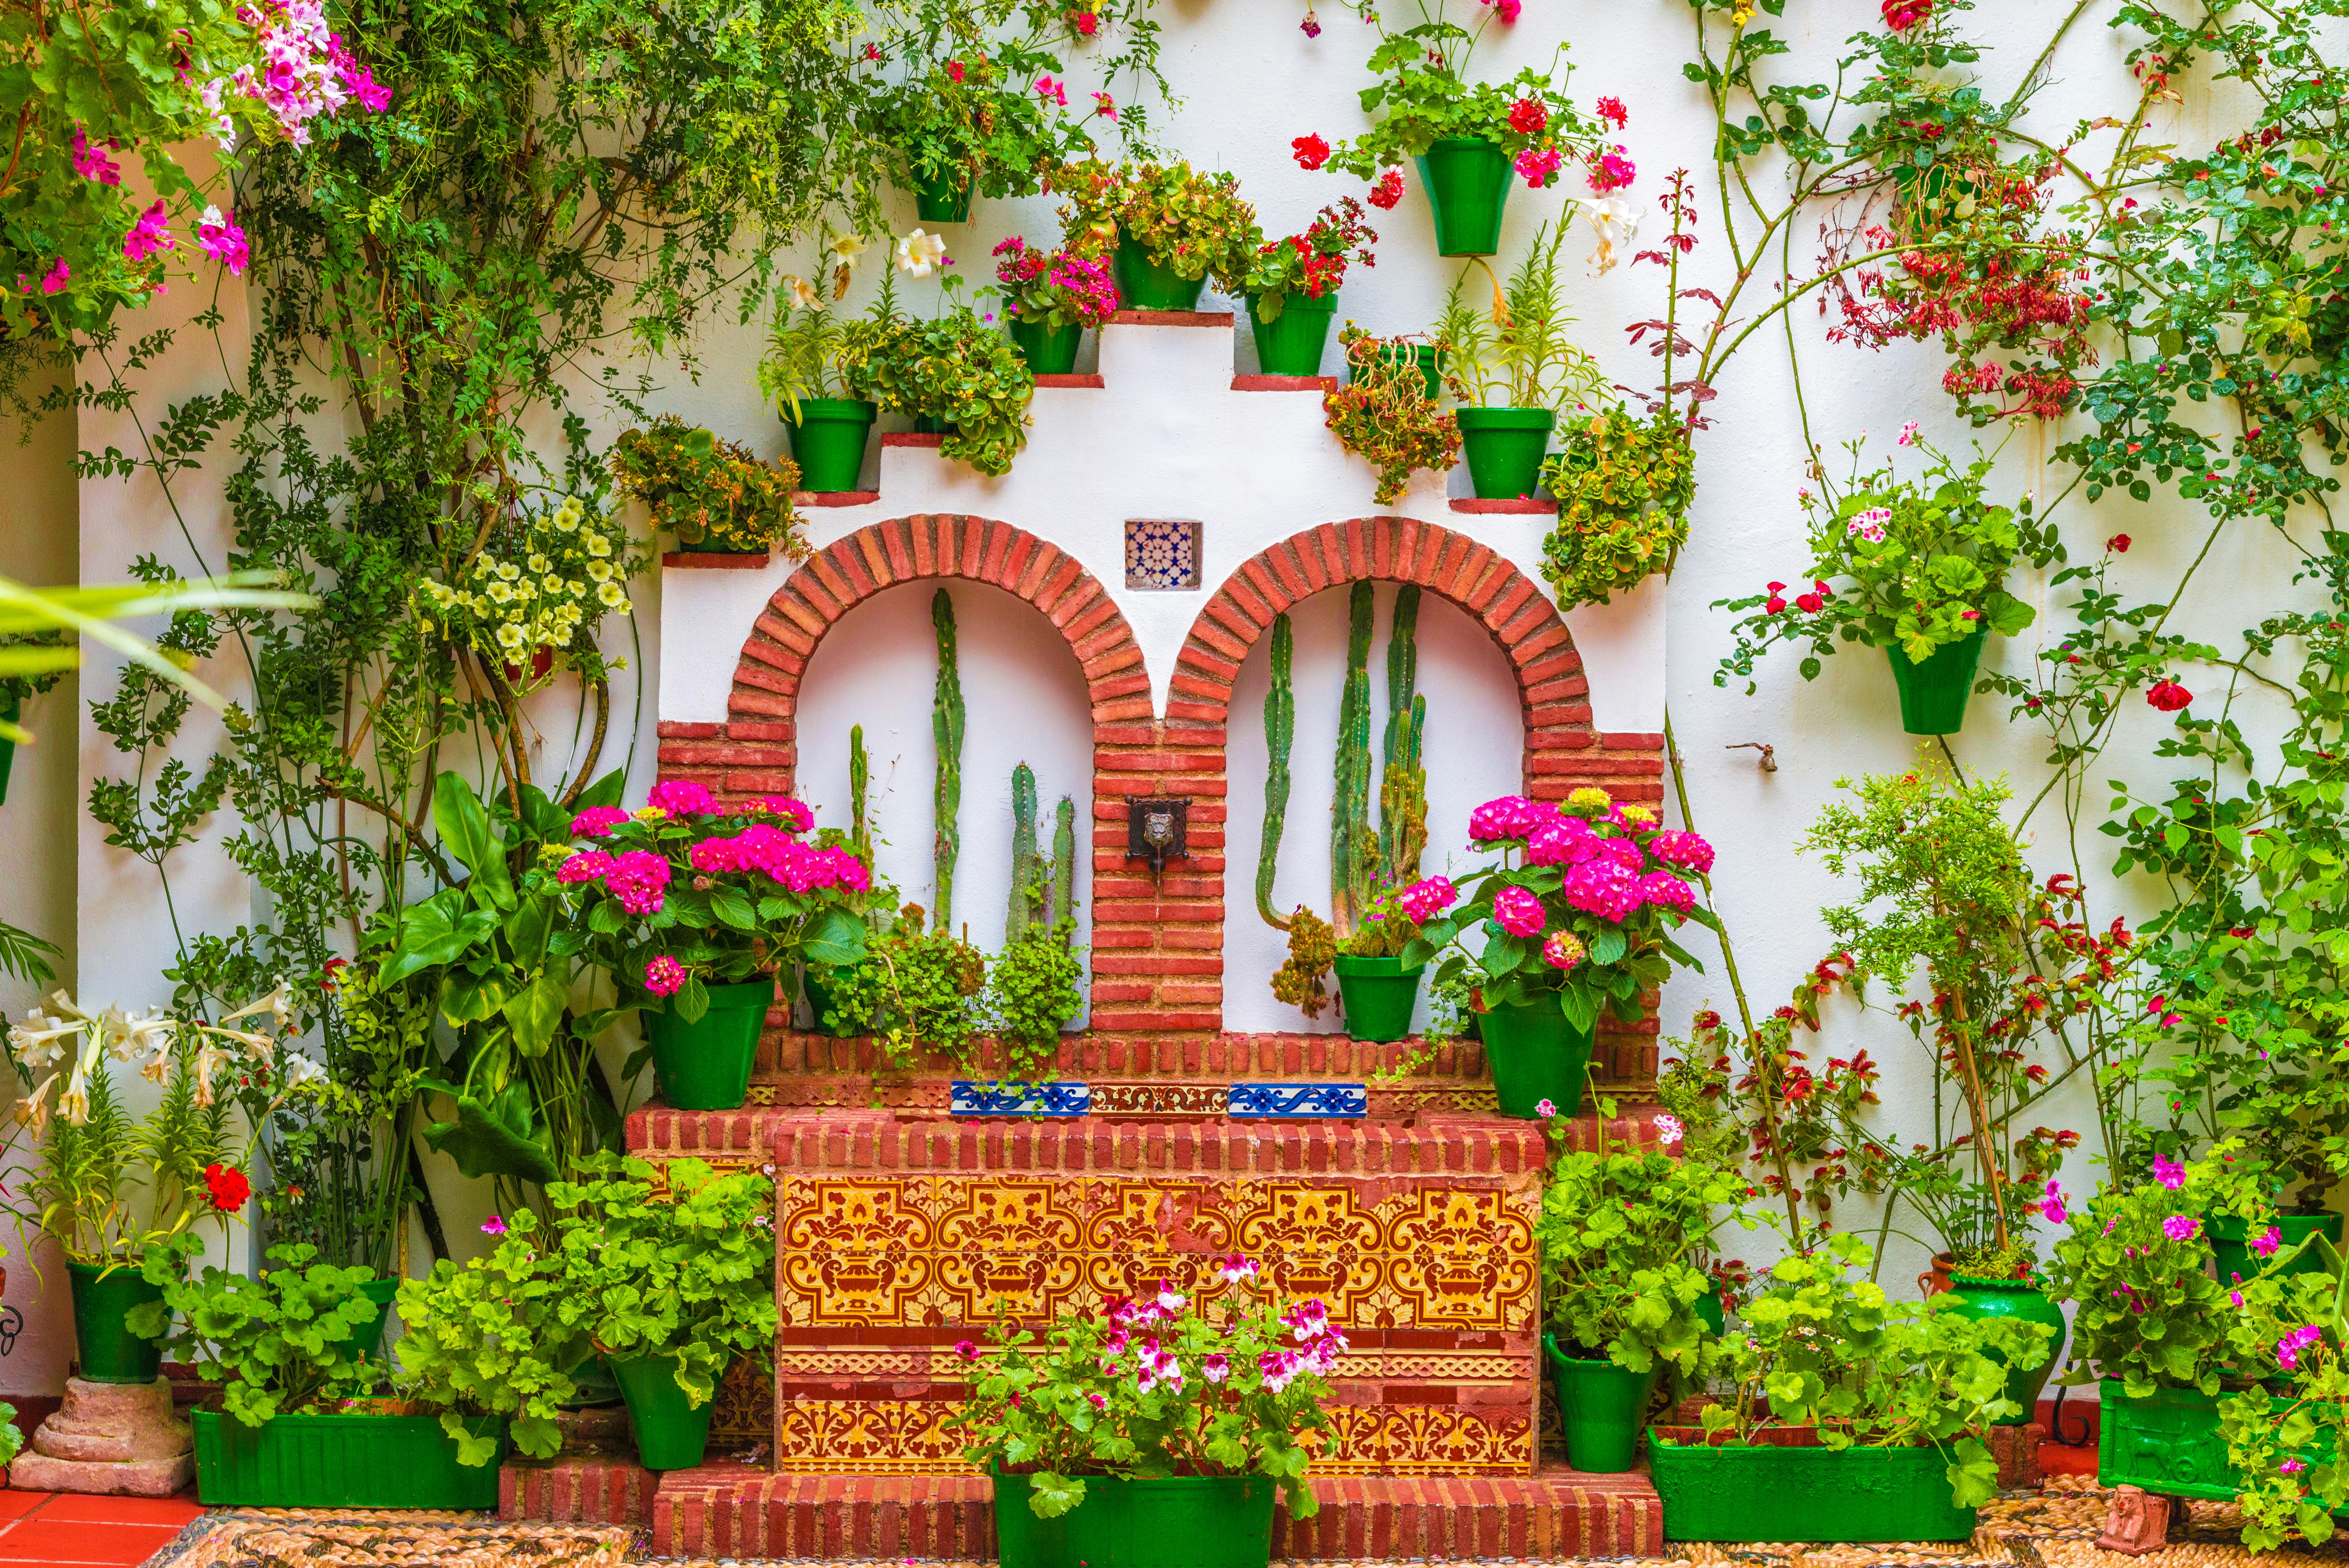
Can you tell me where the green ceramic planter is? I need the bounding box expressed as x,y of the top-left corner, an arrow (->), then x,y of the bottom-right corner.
1113,232 -> 1207,312
1543,1334 -> 1656,1474
332,1276 -> 403,1361
1247,292 -> 1340,376
1352,343 -> 1445,400
70,1259 -> 168,1384
2210,1212 -> 2342,1283
2095,1381 -> 2342,1501
1695,1280 -> 1726,1338
782,398 -> 877,493
1413,137 -> 1512,257
1455,406 -> 1556,500
911,166 -> 973,224
992,1471 -> 1276,1568
1479,1001 -> 1594,1119
610,1354 -> 723,1471
1332,955 -> 1423,1044
1886,629 -> 1988,735
0,693 -> 18,805
1009,319 -> 1083,375
1648,1430 -> 1977,1542
647,976 -> 774,1111
561,1351 -> 626,1409
191,1411 -> 504,1507
1941,1273 -> 2065,1424
802,966 -> 859,1037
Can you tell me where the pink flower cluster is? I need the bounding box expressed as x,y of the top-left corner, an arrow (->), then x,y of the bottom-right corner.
643,956 -> 686,996
71,129 -> 121,185
1397,876 -> 1458,924
204,0 -> 389,150
1261,1298 -> 1347,1390
647,779 -> 718,815
1646,829 -> 1715,875
1586,145 -> 1636,194
556,848 -> 673,912
694,825 -> 870,894
123,201 -> 173,262
198,207 -> 251,276
2278,1322 -> 2321,1370
752,796 -> 814,832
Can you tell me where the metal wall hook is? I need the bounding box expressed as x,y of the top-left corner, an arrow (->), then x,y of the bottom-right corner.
1726,741 -> 1778,773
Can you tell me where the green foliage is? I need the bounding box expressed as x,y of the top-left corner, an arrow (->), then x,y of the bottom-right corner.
985,919 -> 1085,1072
836,296 -> 1037,477
1322,330 -> 1460,506
1435,225 -> 1609,412
611,419 -> 810,556
1256,613 -> 1296,930
1540,410 -> 1696,610
395,1209 -> 587,1465
1050,797 -> 1076,933
822,906 -> 986,1067
1538,1138 -> 1751,1374
869,47 -> 1100,199
1054,159 -> 1260,291
128,1237 -> 383,1426
1330,582 -> 1376,940
933,590 -> 964,932
1271,908 -> 1337,1019
411,493 -> 648,680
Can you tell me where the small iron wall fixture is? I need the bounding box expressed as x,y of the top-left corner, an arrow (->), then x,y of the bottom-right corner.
1125,796 -> 1188,878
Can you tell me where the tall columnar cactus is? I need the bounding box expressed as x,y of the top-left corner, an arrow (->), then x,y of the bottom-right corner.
1379,586 -> 1424,878
1008,762 -> 1042,944
1330,581 -> 1376,938
1380,693 -> 1429,884
932,589 -> 964,934
849,723 -> 876,921
1256,612 -> 1295,931
1050,796 -> 1076,935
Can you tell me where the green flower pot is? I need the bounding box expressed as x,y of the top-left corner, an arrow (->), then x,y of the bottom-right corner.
802,966 -> 860,1037
1886,628 -> 1988,735
1695,1279 -> 1725,1338
560,1350 -> 626,1409
0,693 -> 18,805
910,414 -> 958,435
2210,1211 -> 2343,1283
1479,1001 -> 1595,1119
2096,1381 -> 2342,1501
331,1276 -> 404,1361
1009,319 -> 1082,375
1113,232 -> 1207,312
1246,292 -> 1340,376
647,976 -> 774,1111
1941,1273 -> 2066,1424
610,1353 -> 723,1471
1352,343 -> 1445,401
191,1410 -> 505,1508
1648,1430 -> 1977,1542
992,1470 -> 1276,1568
1332,955 -> 1423,1044
69,1259 -> 168,1384
1455,406 -> 1556,500
782,398 -> 877,493
911,166 -> 973,224
1543,1333 -> 1656,1474
1413,137 -> 1513,257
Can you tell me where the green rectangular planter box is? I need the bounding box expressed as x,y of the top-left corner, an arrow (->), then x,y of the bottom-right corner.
992,1471 -> 1276,1568
1647,1428 -> 1975,1542
2096,1382 -> 2338,1503
191,1410 -> 505,1508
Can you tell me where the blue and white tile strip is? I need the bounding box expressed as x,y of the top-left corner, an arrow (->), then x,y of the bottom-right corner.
949,1081 -> 1368,1119
1226,1082 -> 1369,1119
949,1080 -> 1093,1116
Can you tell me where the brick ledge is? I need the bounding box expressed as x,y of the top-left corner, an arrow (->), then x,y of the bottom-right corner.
663,551 -> 771,570
1109,309 -> 1235,326
789,490 -> 878,507
1034,372 -> 1105,389
1233,374 -> 1337,392
1451,497 -> 1558,514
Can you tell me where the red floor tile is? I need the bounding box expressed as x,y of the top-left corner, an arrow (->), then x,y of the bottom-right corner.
0,1497 -> 44,1523
0,1520 -> 182,1566
25,1495 -> 205,1526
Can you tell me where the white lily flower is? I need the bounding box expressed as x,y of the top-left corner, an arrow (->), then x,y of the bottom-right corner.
17,1074 -> 59,1134
783,274 -> 820,310
191,1041 -> 233,1107
279,1052 -> 328,1088
8,1005 -> 83,1070
222,980 -> 294,1036
826,231 -> 867,267
1571,195 -> 1640,275
895,229 -> 948,278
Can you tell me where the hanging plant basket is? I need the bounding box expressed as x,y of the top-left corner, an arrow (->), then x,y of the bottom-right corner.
911,166 -> 974,224
1413,138 -> 1512,257
782,399 -> 878,493
1009,319 -> 1083,375
1455,407 -> 1556,500
646,977 -> 774,1110
1479,1001 -> 1593,1118
1247,293 -> 1340,376
1885,629 -> 1987,735
991,1471 -> 1278,1568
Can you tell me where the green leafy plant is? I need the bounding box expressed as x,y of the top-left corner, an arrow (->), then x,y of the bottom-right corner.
127,1236 -> 383,1426
611,419 -> 810,556
1054,159 -> 1260,292
870,50 -> 1104,200
1324,330 -> 1460,505
836,269 -> 1038,477
394,1208 -> 588,1465
1540,409 -> 1696,609
1435,226 -> 1609,412
819,905 -> 987,1067
985,919 -> 1085,1073
950,1256 -> 1334,1519
1239,200 -> 1376,321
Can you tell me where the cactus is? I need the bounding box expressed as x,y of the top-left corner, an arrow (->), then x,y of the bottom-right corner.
1380,693 -> 1429,884
1050,796 -> 1076,936
1008,762 -> 1042,944
1330,581 -> 1376,938
932,589 -> 964,933
1256,612 -> 1296,931
1379,586 -> 1422,877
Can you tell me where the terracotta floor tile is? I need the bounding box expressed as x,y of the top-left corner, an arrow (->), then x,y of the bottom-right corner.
0,1496 -> 46,1523
26,1495 -> 205,1526
0,1520 -> 181,1565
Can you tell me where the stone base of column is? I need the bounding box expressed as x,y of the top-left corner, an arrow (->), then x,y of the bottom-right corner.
7,1376 -> 195,1497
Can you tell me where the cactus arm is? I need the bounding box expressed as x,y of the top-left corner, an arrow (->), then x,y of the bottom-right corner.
1380,586 -> 1422,874
932,589 -> 964,933
1256,612 -> 1296,932
1051,796 -> 1076,936
1331,581 -> 1376,939
1009,762 -> 1040,945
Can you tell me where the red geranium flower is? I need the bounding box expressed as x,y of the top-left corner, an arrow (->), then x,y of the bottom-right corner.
1881,0 -> 1931,28
1367,168 -> 1404,210
1292,134 -> 1331,171
204,1163 -> 251,1212
1595,96 -> 1628,129
2147,680 -> 2193,712
1506,98 -> 1547,136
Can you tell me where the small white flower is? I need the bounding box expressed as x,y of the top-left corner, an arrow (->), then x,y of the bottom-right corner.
1570,196 -> 1640,275
1653,1112 -> 1685,1149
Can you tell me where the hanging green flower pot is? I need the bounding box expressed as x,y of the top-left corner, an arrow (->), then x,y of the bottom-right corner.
1246,292 -> 1340,376
1413,138 -> 1512,257
1352,343 -> 1445,401
70,1260 -> 168,1384
1332,955 -> 1422,1043
911,166 -> 973,224
1543,1334 -> 1657,1473
1885,627 -> 1988,735
1940,1272 -> 2066,1424
1454,407 -> 1556,500
1009,319 -> 1082,375
647,976 -> 774,1111
992,1470 -> 1277,1568
1479,1001 -> 1594,1119
610,1354 -> 724,1471
2210,1212 -> 2343,1284
782,398 -> 877,493
1113,230 -> 1207,312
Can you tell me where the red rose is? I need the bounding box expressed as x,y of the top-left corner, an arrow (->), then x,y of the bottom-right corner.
1881,0 -> 1931,27
1292,134 -> 1331,171
2107,533 -> 2131,552
1766,597 -> 1788,614
1507,98 -> 1547,136
2147,680 -> 2193,712
1795,593 -> 1824,614
204,1163 -> 251,1212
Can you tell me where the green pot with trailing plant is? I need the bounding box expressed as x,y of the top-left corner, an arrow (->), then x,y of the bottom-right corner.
993,236 -> 1120,374
1650,1234 -> 2048,1543
1056,160 -> 1258,315
611,417 -> 809,558
1434,224 -> 1606,499
1405,788 -> 1716,1120
1717,432 -> 2050,735
1240,200 -> 1374,377
824,905 -> 989,1071
954,1253 -> 1332,1568
547,1156 -> 777,1471
1540,409 -> 1697,610
832,265 -> 1039,477
556,781 -> 869,1112
1306,4 -> 1607,258
873,52 -> 1106,226
1327,330 -> 1460,504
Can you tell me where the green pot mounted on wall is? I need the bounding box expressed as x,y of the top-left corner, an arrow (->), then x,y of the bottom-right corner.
782,398 -> 877,493
911,166 -> 973,224
2209,1211 -> 2344,1283
1247,292 -> 1340,376
1413,137 -> 1513,256
1009,319 -> 1083,375
1886,628 -> 1989,735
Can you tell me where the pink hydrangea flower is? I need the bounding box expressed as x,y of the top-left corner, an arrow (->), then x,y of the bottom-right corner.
1493,885 -> 1546,937
1542,930 -> 1586,971
1470,795 -> 1551,843
608,849 -> 672,914
1564,857 -> 1642,923
1645,829 -> 1715,875
556,849 -> 615,885
571,805 -> 630,837
1639,871 -> 1696,915
1526,814 -> 1600,867
690,837 -> 743,873
1397,876 -> 1458,923
643,956 -> 686,996
647,779 -> 718,816
754,796 -> 815,832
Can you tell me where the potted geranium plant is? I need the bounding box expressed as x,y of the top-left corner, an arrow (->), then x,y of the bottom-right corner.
1540,407 -> 1696,608
610,416 -> 810,558
557,781 -> 868,1112
1400,786 -> 1714,1118
868,47 -> 1103,222
951,1255 -> 1334,1568
395,1209 -> 590,1468
1536,1127 -> 1752,1473
546,1155 -> 777,1471
1652,1233 -> 2050,1543
1433,224 -> 1610,500
1300,0 -> 1609,256
991,235 -> 1120,374
1238,199 -> 1377,376
1324,327 -> 1460,503
1715,433 -> 2053,735
1054,159 -> 1258,313
836,261 -> 1039,477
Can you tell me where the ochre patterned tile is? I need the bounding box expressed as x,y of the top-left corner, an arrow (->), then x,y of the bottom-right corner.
1378,1188 -> 1539,1332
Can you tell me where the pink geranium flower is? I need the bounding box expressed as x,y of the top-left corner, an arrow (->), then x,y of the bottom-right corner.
123,200 -> 174,262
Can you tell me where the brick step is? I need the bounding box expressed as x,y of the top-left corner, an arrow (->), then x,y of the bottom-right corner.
500,1454 -> 659,1525
649,1468 -> 1664,1560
